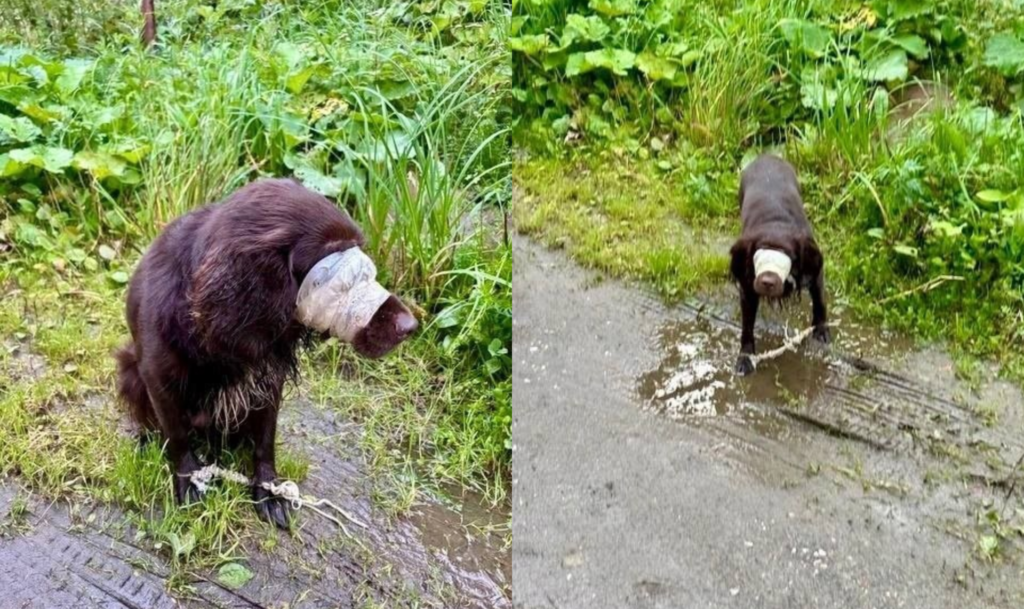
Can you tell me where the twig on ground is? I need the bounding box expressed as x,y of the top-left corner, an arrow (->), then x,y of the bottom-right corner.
1001,451 -> 1024,511
878,275 -> 964,305
746,323 -> 835,370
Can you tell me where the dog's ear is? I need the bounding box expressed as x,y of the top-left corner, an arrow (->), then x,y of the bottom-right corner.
800,237 -> 824,278
189,234 -> 298,363
729,238 -> 753,284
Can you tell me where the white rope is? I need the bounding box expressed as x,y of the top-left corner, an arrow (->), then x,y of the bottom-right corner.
187,464 -> 368,532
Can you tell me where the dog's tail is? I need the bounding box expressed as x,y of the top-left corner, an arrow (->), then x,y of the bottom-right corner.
115,343 -> 159,433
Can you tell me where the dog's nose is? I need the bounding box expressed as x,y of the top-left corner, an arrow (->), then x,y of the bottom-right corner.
756,272 -> 782,295
394,311 -> 418,339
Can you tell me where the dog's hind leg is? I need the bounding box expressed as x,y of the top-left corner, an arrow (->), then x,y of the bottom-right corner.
115,343 -> 160,446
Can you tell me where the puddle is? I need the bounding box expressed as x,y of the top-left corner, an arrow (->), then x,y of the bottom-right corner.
407,487 -> 511,597
637,300 -> 911,439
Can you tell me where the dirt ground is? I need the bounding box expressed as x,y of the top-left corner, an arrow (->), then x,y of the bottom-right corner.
512,236 -> 1024,609
0,402 -> 510,609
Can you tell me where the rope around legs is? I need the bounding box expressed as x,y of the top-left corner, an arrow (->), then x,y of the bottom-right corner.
188,464 -> 368,533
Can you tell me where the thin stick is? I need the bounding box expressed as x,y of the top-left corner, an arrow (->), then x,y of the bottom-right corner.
878,275 -> 964,305
746,323 -> 836,370
1002,451 -> 1024,508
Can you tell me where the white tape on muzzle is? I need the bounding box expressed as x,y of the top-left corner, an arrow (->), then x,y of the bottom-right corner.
295,248 -> 390,342
753,249 -> 792,282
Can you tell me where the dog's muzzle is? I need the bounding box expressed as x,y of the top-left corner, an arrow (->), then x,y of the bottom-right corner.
753,248 -> 795,296
295,248 -> 390,342
753,249 -> 792,282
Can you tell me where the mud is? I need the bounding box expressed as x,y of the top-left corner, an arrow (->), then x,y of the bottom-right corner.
0,398 -> 510,608
513,235 -> 1024,609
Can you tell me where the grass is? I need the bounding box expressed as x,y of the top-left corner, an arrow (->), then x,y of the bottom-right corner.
0,0 -> 511,585
512,0 -> 1024,382
515,153 -> 731,299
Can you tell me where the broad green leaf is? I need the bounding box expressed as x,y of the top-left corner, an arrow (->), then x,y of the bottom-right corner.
295,165 -> 343,198
110,140 -> 151,163
89,104 -> 124,128
983,34 -> 1024,76
0,114 -> 41,142
1002,208 -> 1024,227
928,219 -> 962,237
589,0 -> 635,17
884,0 -> 932,21
357,131 -> 415,163
286,65 -> 317,94
217,563 -> 254,589
636,53 -> 677,82
0,84 -> 33,105
0,153 -> 24,177
870,87 -> 890,116
800,81 -> 839,111
779,18 -> 831,58
18,103 -> 66,123
566,49 -> 636,77
66,248 -> 87,264
867,227 -> 885,239
0,66 -> 31,89
55,59 -> 93,95
9,146 -> 73,173
15,222 -> 52,249
563,14 -> 610,45
108,271 -> 130,284
508,35 -> 549,56
960,107 -> 997,134
862,49 -> 908,82
890,34 -> 929,59
678,50 -> 701,68
275,41 -> 307,67
377,79 -> 416,101
332,158 -> 366,201
976,189 -> 1013,203
893,244 -> 918,258
73,151 -> 127,179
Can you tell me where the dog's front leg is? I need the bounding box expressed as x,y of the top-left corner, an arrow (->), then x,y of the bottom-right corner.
809,269 -> 830,344
247,403 -> 292,529
736,286 -> 759,376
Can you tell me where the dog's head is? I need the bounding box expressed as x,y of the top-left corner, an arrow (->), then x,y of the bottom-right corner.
190,179 -> 417,362
292,232 -> 418,360
730,233 -> 821,299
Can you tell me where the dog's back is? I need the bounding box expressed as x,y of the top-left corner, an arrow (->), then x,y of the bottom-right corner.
739,155 -> 809,234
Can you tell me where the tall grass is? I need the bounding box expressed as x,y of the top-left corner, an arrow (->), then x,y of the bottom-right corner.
0,0 -> 513,566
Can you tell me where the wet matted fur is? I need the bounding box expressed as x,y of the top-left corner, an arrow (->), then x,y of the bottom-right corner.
115,178 -> 417,527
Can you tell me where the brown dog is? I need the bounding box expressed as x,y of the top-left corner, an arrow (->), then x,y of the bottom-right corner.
115,179 -> 417,527
729,155 -> 829,376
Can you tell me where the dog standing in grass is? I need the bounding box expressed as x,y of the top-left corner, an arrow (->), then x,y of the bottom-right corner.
729,154 -> 830,376
115,179 -> 418,527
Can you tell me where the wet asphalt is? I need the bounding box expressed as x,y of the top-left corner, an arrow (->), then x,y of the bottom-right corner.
512,236 -> 1022,609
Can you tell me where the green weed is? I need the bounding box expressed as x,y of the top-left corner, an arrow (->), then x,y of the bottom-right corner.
513,0 -> 1024,381
0,0 -> 511,578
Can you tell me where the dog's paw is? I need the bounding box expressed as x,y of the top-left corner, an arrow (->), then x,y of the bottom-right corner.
173,472 -> 203,506
813,325 -> 831,344
173,453 -> 203,505
734,354 -> 754,376
253,484 -> 293,529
